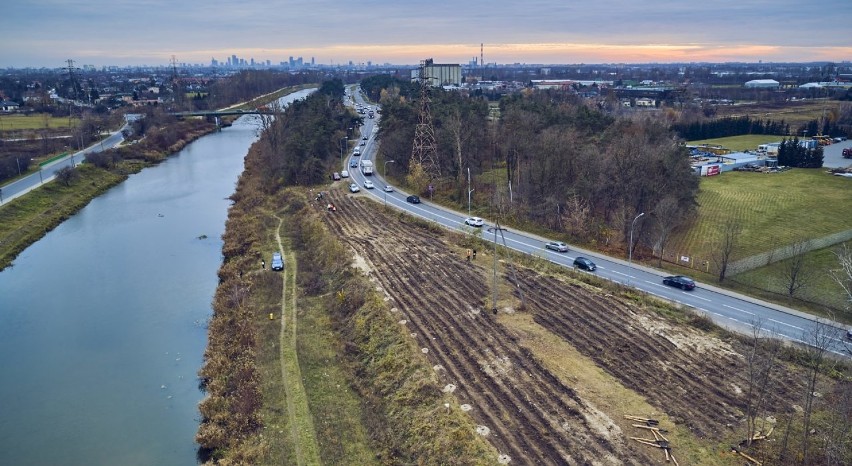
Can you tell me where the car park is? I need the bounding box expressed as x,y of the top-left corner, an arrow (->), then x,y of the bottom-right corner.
349,183 -> 360,193
332,172 -> 340,181
545,241 -> 569,252
340,170 -> 349,178
663,275 -> 696,290
383,185 -> 393,192
464,217 -> 484,227
573,257 -> 596,271
363,180 -> 374,189
406,195 -> 421,204
271,252 -> 284,271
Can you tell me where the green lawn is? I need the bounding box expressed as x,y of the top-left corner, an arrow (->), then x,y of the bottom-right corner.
668,169 -> 852,267
688,134 -> 787,152
730,242 -> 851,322
0,114 -> 75,131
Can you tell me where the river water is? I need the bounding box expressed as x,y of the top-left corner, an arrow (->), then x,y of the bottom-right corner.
0,89 -> 314,465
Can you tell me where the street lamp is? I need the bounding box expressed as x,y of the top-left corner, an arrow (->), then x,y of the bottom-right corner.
383,159 -> 395,206
629,212 -> 645,265
467,167 -> 475,217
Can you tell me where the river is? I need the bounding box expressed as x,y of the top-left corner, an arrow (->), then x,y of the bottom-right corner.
0,88 -> 315,465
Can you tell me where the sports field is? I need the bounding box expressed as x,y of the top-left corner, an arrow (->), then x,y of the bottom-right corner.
0,114 -> 75,131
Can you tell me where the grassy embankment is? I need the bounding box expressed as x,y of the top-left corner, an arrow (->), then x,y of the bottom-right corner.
198,138 -> 496,463
0,164 -> 129,269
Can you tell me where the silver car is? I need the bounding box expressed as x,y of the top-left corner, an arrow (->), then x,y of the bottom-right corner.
545,241 -> 568,252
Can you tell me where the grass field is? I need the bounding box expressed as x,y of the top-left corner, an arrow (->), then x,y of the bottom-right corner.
713,99 -> 843,128
729,242 -> 851,321
688,134 -> 787,152
668,169 -> 852,267
0,114 -> 75,131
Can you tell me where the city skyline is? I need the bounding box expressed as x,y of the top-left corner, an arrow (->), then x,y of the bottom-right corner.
3,0 -> 851,68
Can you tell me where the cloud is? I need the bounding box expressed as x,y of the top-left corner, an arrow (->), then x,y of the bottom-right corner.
2,0 -> 851,66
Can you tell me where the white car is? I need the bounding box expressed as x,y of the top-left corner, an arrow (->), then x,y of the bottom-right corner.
349,183 -> 360,193
363,180 -> 374,189
464,217 -> 484,227
383,185 -> 394,192
340,170 -> 349,178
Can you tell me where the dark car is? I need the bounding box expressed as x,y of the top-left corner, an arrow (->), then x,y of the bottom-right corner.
350,160 -> 358,168
271,252 -> 284,271
406,195 -> 421,204
847,328 -> 852,341
663,275 -> 696,290
573,257 -> 596,271
332,172 -> 341,181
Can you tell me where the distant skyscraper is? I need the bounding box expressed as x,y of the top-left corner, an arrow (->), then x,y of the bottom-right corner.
311,57 -> 315,66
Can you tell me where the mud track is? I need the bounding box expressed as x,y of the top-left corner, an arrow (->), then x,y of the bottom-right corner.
322,191 -> 650,465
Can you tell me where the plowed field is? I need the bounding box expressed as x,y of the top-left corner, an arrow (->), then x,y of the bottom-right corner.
320,189 -> 805,465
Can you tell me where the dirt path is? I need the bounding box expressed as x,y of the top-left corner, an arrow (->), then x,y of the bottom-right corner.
274,215 -> 321,466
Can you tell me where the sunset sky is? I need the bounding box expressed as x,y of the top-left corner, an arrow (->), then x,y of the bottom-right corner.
3,0 -> 851,67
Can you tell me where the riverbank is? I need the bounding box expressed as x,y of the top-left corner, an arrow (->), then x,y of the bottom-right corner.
0,86 -> 309,272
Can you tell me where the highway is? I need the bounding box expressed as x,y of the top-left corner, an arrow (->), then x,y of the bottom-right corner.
0,124 -> 127,205
344,85 -> 851,358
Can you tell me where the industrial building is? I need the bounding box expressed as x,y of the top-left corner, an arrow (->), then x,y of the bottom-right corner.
744,79 -> 780,88
412,58 -> 461,87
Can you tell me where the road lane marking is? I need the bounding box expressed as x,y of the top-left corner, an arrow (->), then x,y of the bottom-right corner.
723,304 -> 754,316
768,319 -> 804,331
690,294 -> 712,302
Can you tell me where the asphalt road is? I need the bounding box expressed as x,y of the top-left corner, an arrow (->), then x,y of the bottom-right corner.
343,85 -> 851,358
0,126 -> 126,205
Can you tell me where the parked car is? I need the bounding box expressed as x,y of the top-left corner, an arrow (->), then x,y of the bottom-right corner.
464,217 -> 484,227
363,180 -> 374,189
573,257 -> 596,271
332,172 -> 341,181
545,241 -> 568,252
350,160 -> 358,168
663,275 -> 696,290
349,183 -> 360,193
340,170 -> 349,178
271,252 -> 284,271
406,195 -> 421,204
383,185 -> 393,192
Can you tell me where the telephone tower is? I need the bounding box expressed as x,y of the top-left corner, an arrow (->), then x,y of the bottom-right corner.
65,59 -> 78,100
410,60 -> 440,181
170,55 -> 179,83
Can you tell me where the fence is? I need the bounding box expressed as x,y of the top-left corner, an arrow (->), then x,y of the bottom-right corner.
653,228 -> 852,277
727,229 -> 852,275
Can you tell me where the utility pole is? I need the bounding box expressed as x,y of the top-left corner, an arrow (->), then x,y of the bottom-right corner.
410,59 -> 440,188
467,167 -> 474,217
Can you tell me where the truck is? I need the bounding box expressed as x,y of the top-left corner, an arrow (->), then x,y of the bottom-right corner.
360,160 -> 374,175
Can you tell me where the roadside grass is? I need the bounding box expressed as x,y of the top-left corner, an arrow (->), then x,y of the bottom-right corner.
0,113 -> 75,131
500,312 -> 741,466
688,134 -> 787,152
0,164 -> 125,270
669,169 -> 852,264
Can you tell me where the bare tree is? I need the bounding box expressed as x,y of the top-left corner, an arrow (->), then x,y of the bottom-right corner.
800,319 -> 838,466
781,240 -> 814,300
651,195 -> 683,267
712,220 -> 741,283
744,318 -> 781,447
831,242 -> 852,311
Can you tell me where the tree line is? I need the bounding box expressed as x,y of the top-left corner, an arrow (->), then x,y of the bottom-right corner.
672,115 -> 790,140
253,79 -> 355,189
777,137 -> 824,168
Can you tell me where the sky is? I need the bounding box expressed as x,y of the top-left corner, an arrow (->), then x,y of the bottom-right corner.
3,0 -> 851,68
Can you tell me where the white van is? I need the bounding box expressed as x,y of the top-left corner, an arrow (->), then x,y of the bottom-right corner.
340,170 -> 349,178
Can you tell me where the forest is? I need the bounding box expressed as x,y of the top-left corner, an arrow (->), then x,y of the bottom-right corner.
369,76 -> 699,255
